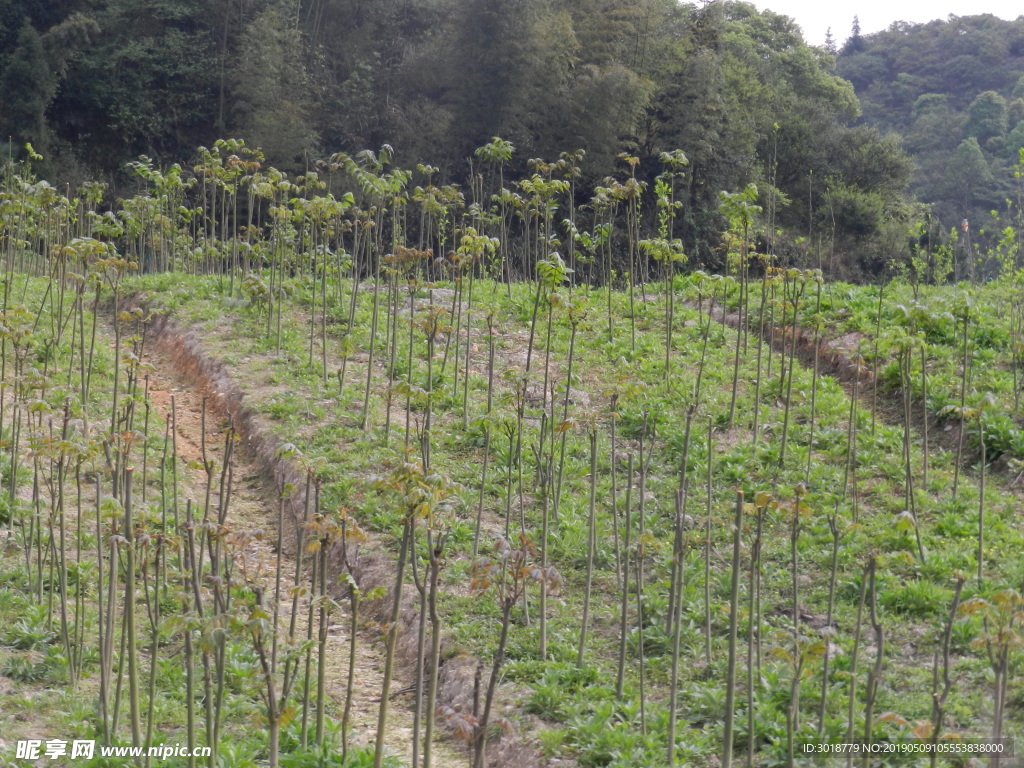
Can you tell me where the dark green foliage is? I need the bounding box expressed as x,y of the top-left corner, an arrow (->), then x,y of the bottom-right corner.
229,5 -> 317,170
0,10 -> 98,159
0,22 -> 51,150
837,14 -> 1024,251
50,0 -> 219,167
965,90 -> 1009,142
945,137 -> 996,215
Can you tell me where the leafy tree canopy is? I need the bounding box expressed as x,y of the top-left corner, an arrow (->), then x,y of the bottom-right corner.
837,14 -> 1024,247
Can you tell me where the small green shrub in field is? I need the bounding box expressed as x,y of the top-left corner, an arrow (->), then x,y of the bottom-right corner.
950,616 -> 981,652
3,605 -> 55,650
880,579 -> 953,617
526,662 -> 602,718
213,742 -> 259,768
0,586 -> 29,614
2,651 -> 47,682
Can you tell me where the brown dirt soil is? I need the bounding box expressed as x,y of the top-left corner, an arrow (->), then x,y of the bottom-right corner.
142,331 -> 472,767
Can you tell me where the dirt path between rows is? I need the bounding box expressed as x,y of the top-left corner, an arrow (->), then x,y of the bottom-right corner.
141,334 -> 471,768
686,296 -> 965,454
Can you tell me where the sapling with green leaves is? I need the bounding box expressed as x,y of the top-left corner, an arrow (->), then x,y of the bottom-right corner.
245,584 -> 289,768
96,252 -> 138,437
537,409 -> 553,660
140,519 -> 166,766
472,313 -> 497,558
667,410 -> 698,766
333,147 -> 411,431
608,393 -> 622,591
752,264 -> 779,444
577,429 -> 598,669
123,467 -> 142,751
665,407 -> 694,636
892,329 -> 926,562
804,273 -> 824,483
473,138 -> 514,281
418,304 -> 452,470
976,393 -> 996,581
455,229 -> 498,428
748,491 -> 773,766
1010,291 -> 1024,416
718,185 -> 761,427
371,460 -> 454,768
817,507 -> 843,738
410,519 -> 431,768
97,486 -> 121,746
692,273 -> 721,405
861,557 -> 884,768
519,160 -> 567,285
469,535 -> 554,768
722,490 -> 744,768
554,293 -> 587,514
440,234 -> 469,383
555,150 -> 585,287
423,473 -> 462,768
636,413 -> 653,733
845,560 -> 870,768
336,508 -> 372,762
609,158 -> 644,350
929,575 -> 966,768
384,244 -> 429,446
308,508 -> 343,748
47,401 -> 76,685
666,485 -> 689,768
952,292 -> 973,498
778,269 -> 808,468
616,452 -> 633,701
520,175 -> 569,370
869,285 -> 884,439
960,589 -> 1024,764
639,151 -> 687,379
526,252 -> 571,377
785,484 -> 814,767
704,419 -> 714,666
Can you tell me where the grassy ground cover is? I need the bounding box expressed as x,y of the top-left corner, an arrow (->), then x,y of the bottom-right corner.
123,268 -> 1024,767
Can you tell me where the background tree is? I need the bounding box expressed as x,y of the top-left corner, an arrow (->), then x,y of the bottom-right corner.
837,13 -> 1024,254
946,137 -> 996,217
0,13 -> 98,160
229,4 -> 318,170
52,0 -> 218,167
965,90 -> 1008,145
0,22 -> 51,152
0,0 -> 929,271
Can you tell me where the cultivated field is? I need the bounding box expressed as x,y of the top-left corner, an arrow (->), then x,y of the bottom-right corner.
2,147 -> 1023,768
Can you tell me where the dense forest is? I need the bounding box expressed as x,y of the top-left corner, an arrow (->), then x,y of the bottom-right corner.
1,0 -> 918,274
836,13 -> 1024,260
6,2 -> 1024,275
